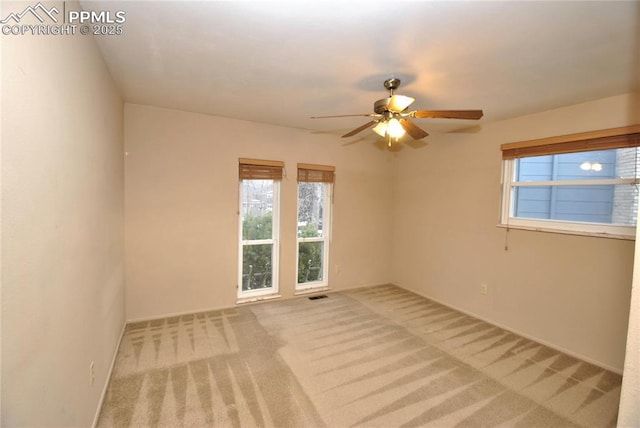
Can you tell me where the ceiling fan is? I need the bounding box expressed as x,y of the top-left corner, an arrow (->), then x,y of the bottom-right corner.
311,78 -> 484,147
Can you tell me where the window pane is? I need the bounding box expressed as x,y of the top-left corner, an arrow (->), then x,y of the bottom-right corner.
242,212 -> 273,240
298,242 -> 323,283
298,182 -> 324,238
513,184 -> 638,225
241,180 -> 273,240
242,244 -> 273,291
516,148 -> 640,182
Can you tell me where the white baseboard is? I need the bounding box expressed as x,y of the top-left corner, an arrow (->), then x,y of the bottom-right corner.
393,283 -> 623,375
92,320 -> 127,428
126,282 -> 390,324
127,302 -> 237,324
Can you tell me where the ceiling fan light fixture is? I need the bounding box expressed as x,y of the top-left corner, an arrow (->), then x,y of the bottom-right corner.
387,118 -> 405,139
372,119 -> 406,139
372,121 -> 388,137
388,95 -> 415,112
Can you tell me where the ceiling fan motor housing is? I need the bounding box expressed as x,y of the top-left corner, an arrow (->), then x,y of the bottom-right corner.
374,78 -> 403,113
374,98 -> 392,114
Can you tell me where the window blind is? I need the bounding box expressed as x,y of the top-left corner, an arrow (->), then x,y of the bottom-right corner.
297,163 -> 335,183
500,125 -> 640,160
239,158 -> 284,180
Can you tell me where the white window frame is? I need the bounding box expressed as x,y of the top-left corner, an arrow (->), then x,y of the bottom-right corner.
500,158 -> 638,239
296,182 -> 332,290
238,180 -> 280,299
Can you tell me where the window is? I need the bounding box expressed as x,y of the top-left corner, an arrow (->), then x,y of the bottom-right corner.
238,158 -> 283,299
500,126 -> 640,238
296,164 -> 334,290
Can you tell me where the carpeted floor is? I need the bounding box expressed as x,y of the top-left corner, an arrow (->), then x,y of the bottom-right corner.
97,284 -> 622,427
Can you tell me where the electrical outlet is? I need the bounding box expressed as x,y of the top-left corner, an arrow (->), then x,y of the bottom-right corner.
480,284 -> 488,295
89,361 -> 95,386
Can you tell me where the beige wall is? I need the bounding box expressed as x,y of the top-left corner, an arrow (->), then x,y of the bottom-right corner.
124,104 -> 392,320
1,20 -> 125,427
391,92 -> 639,372
618,220 -> 640,424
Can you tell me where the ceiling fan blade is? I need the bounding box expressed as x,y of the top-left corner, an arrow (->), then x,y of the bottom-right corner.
412,110 -> 484,120
310,113 -> 376,119
388,95 -> 415,112
399,119 -> 429,139
342,120 -> 377,138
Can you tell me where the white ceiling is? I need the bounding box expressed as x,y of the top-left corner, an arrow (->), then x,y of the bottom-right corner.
84,1 -> 640,138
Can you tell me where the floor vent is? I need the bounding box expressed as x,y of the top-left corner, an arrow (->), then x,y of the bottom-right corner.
308,295 -> 328,300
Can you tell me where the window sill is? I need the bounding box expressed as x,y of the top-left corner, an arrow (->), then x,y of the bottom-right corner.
496,223 -> 635,241
294,286 -> 331,296
236,294 -> 282,305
